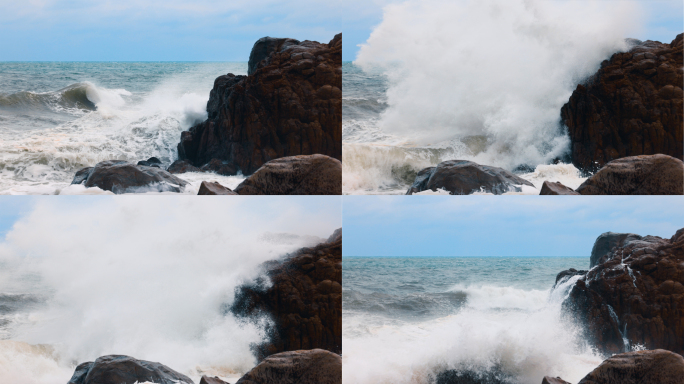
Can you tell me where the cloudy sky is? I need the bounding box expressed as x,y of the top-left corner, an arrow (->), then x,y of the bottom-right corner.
343,196 -> 684,257
0,0 -> 679,61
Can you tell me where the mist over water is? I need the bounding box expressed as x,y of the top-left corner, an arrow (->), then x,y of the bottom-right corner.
0,62 -> 247,194
0,199 -> 337,383
344,0 -> 644,194
343,257 -> 604,384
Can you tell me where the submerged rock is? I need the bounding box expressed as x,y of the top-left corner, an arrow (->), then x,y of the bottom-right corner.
234,154 -> 341,195
577,349 -> 684,384
177,34 -> 342,176
235,349 -> 341,384
231,229 -> 342,359
561,33 -> 683,172
406,160 -> 534,195
67,355 -> 193,384
560,228 -> 684,355
136,157 -> 163,168
575,154 -> 684,195
197,181 -> 238,195
539,181 -> 580,195
167,160 -> 201,174
71,160 -> 188,194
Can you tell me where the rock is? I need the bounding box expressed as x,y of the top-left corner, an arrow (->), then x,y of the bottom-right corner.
542,377 -> 571,384
326,228 -> 342,244
197,181 -> 238,195
590,232 -> 643,268
539,181 -> 580,195
560,228 -> 684,355
577,349 -> 684,384
71,160 -> 189,194
561,34 -> 683,172
231,230 -> 342,359
406,160 -> 534,195
575,154 -> 684,195
234,154 -> 341,195
177,34 -> 342,176
167,160 -> 201,174
137,157 -> 162,168
554,268 -> 588,288
235,349 -> 341,384
66,355 -> 193,384
200,376 -> 229,384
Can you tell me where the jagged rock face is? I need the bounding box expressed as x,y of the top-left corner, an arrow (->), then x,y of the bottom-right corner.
577,349 -> 684,384
235,349 -> 341,384
561,33 -> 683,173
248,38 -> 301,76
406,160 -> 534,195
231,233 -> 342,359
560,228 -> 684,355
67,355 -> 193,384
71,160 -> 188,194
590,232 -> 643,268
575,154 -> 684,195
177,34 -> 342,176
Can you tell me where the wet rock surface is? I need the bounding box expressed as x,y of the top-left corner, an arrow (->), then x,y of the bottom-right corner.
167,160 -> 201,174
66,355 -> 193,384
590,232 -> 644,268
200,376 -> 229,384
234,154 -> 341,195
197,181 -> 238,195
71,160 -> 188,194
539,181 -> 580,195
177,34 -> 342,176
231,229 -> 342,359
406,160 -> 534,195
577,349 -> 684,384
559,228 -> 684,355
575,154 -> 684,195
541,377 -> 571,384
561,33 -> 683,172
235,349 -> 341,384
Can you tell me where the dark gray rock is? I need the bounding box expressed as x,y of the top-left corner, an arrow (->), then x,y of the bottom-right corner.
167,159 -> 201,174
235,349 -> 341,384
542,377 -> 571,384
406,160 -> 534,195
248,37 -> 301,75
539,181 -> 580,195
67,355 -> 193,384
71,160 -> 188,194
553,268 -> 587,288
590,232 -> 643,268
326,228 -> 342,243
136,157 -> 162,168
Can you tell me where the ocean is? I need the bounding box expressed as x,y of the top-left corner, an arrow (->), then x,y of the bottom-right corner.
342,257 -> 605,384
0,62 -> 248,195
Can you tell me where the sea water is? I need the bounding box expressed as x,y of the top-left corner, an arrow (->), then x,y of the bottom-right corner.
0,62 -> 247,194
342,257 -> 605,384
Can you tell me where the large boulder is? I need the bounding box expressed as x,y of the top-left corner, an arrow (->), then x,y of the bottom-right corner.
231,230 -> 342,359
406,160 -> 534,195
559,228 -> 684,355
577,349 -> 684,384
590,232 -> 643,268
575,154 -> 684,195
539,181 -> 580,195
234,154 -> 341,195
561,33 -> 683,173
67,355 -> 193,384
235,349 -> 341,384
71,160 -> 188,194
177,34 -> 342,176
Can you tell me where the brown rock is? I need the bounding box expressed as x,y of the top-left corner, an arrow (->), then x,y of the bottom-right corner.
200,375 -> 229,384
578,349 -> 684,384
177,34 -> 341,176
406,160 -> 534,195
66,355 -> 193,384
575,154 -> 684,195
561,228 -> 684,355
197,181 -> 238,195
561,34 -> 683,172
234,154 -> 341,195
542,376 -> 571,384
71,160 -> 188,194
167,160 -> 201,174
539,181 -> 580,195
231,230 -> 342,359
235,349 -> 341,384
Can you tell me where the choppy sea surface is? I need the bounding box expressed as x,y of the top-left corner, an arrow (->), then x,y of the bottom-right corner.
342,257 -> 605,384
0,62 -> 248,194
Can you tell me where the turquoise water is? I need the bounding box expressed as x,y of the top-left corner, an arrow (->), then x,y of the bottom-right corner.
0,62 -> 247,194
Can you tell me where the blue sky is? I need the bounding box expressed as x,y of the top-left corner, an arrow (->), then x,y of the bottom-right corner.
343,196 -> 684,257
0,0 -> 679,61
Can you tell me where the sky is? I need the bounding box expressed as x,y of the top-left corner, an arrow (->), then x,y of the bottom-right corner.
343,196 -> 684,257
0,0 -> 680,61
